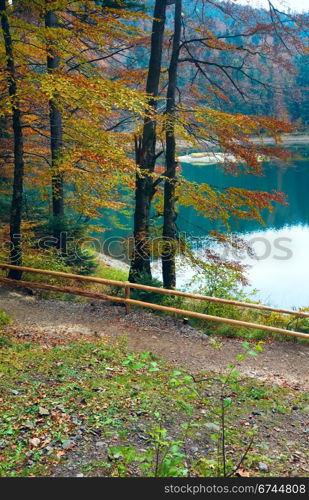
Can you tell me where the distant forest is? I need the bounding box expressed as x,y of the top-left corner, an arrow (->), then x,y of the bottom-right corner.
140,0 -> 309,129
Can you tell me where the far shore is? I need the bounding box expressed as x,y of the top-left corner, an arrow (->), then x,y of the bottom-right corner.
177,134 -> 308,151
252,134 -> 309,144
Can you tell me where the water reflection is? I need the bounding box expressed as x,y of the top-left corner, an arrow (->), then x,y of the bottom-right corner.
179,145 -> 309,233
176,145 -> 309,308
165,225 -> 309,309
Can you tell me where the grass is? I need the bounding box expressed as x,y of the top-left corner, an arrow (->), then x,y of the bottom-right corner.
95,263 -> 128,283
0,311 -> 11,330
0,335 -> 308,477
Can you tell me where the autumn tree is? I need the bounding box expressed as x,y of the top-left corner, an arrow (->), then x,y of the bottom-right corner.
0,0 -> 25,279
161,0 -> 181,289
128,0 -> 167,283
45,0 -> 65,254
0,0 -> 148,272
156,0 -> 306,288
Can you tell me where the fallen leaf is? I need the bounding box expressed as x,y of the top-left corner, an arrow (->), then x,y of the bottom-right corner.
29,438 -> 41,447
56,451 -> 66,458
236,468 -> 250,477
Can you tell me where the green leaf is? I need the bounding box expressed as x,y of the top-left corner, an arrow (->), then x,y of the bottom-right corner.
224,397 -> 232,408
132,363 -> 145,370
139,352 -> 151,360
210,433 -> 219,441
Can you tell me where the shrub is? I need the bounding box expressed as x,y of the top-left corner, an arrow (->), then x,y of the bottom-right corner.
0,310 -> 11,329
30,217 -> 98,276
130,271 -> 165,304
65,248 -> 98,276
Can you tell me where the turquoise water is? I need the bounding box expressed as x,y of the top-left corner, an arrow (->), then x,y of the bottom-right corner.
97,144 -> 309,309
179,146 -> 309,234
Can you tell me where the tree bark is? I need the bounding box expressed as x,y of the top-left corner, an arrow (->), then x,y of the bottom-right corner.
0,0 -> 25,280
45,5 -> 66,255
162,0 -> 182,289
129,0 -> 167,283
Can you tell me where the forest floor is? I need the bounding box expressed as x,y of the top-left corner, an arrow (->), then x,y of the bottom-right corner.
0,286 -> 308,478
0,286 -> 308,391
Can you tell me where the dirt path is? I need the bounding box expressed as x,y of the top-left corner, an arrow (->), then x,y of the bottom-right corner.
1,287 -> 308,390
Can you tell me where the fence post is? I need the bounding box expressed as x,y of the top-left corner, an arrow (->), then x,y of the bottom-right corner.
125,281 -> 131,314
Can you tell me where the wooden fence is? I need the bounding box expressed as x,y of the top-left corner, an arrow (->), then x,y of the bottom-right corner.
0,263 -> 308,340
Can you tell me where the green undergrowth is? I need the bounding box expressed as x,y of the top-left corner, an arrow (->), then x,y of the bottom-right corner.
0,337 -> 308,477
123,292 -> 309,344
93,264 -> 309,344
0,310 -> 11,330
0,311 -> 12,348
181,301 -> 309,344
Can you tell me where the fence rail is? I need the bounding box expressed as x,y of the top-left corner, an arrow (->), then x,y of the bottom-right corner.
0,263 -> 308,340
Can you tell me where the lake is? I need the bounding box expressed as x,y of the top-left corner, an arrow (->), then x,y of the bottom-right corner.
97,143 -> 309,309
175,144 -> 309,309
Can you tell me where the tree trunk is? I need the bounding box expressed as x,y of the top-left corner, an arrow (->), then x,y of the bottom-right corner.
162,0 -> 182,289
0,0 -> 25,280
45,6 -> 66,255
129,0 -> 167,283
